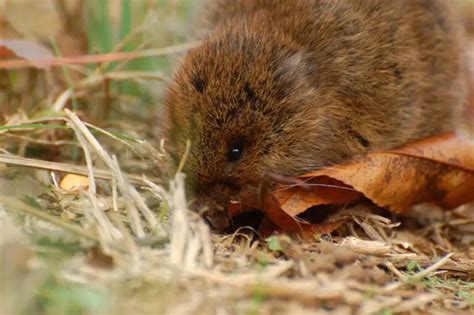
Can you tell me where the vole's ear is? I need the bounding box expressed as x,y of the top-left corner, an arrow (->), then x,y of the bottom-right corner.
275,51 -> 316,90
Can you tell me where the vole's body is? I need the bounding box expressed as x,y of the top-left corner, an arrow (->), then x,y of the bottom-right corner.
164,0 -> 467,228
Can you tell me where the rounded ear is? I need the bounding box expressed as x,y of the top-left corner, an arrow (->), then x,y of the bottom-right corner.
275,51 -> 316,90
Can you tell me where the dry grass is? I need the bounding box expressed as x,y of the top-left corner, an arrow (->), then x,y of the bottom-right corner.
1,113 -> 472,314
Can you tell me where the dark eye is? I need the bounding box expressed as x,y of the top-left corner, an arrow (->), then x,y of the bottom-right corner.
228,143 -> 244,162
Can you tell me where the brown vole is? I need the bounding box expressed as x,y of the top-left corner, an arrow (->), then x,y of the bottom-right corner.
162,0 -> 468,229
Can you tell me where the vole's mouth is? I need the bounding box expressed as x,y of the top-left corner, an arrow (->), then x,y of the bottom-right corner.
200,205 -> 264,233
204,214 -> 230,231
192,192 -> 233,230
192,183 -> 259,231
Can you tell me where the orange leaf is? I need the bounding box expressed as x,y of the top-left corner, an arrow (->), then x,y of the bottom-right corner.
60,174 -> 90,192
274,176 -> 362,216
0,46 -> 16,58
295,133 -> 474,213
261,193 -> 346,239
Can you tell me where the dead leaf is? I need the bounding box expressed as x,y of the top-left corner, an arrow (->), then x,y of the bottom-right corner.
273,176 -> 362,217
0,39 -> 54,68
294,133 -> 474,213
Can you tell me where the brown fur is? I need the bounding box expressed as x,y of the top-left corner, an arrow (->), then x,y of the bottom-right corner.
162,0 -> 468,229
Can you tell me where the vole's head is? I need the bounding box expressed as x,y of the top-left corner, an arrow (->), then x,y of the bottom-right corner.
162,23 -> 362,229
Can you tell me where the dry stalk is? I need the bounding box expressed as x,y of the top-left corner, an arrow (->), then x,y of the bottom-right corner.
0,41 -> 201,70
67,112 -> 121,242
169,173 -> 213,269
65,109 -> 158,231
340,236 -> 391,256
0,133 -> 79,147
383,253 -> 455,292
0,153 -> 147,184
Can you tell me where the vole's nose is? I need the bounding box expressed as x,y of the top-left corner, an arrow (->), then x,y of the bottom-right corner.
200,206 -> 230,230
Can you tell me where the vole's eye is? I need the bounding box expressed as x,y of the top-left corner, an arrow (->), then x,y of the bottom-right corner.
228,143 -> 244,162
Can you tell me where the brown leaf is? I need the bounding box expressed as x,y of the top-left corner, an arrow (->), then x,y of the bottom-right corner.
0,39 -> 54,68
273,176 -> 362,217
296,133 -> 474,213
0,46 -> 16,58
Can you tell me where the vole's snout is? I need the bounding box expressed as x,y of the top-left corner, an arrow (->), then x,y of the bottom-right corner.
190,184 -> 239,230
191,194 -> 231,230
199,205 -> 230,231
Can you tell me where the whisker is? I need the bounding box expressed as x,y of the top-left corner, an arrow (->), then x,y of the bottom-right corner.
298,163 -> 350,173
273,182 -> 359,193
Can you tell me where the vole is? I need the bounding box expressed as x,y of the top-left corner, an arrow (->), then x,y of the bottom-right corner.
162,0 -> 468,229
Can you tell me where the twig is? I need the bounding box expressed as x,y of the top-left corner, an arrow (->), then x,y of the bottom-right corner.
384,261 -> 405,281
383,253 -> 455,291
0,41 -> 201,70
408,253 -> 454,282
0,153 -> 149,184
0,133 -> 80,147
